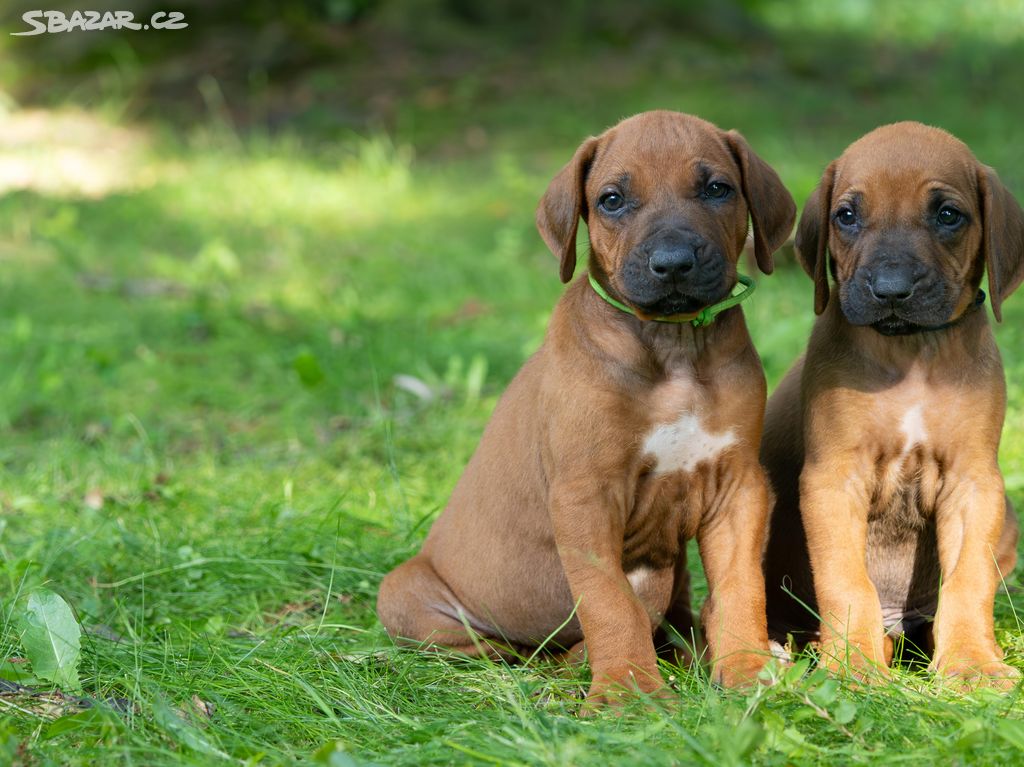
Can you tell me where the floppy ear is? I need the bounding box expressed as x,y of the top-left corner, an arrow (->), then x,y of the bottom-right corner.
536,137 -> 599,283
977,164 -> 1024,322
725,130 -> 796,275
795,162 -> 836,315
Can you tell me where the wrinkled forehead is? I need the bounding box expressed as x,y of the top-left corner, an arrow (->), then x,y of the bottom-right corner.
833,126 -> 978,204
586,114 -> 736,192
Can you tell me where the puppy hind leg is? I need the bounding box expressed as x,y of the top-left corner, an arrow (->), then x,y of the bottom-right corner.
553,639 -> 588,667
883,633 -> 895,667
996,496 -> 1019,579
657,545 -> 706,669
377,555 -> 518,659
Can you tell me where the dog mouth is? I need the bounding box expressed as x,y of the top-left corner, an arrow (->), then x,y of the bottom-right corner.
634,290 -> 719,317
869,315 -> 922,336
842,269 -> 961,335
840,288 -> 957,335
638,292 -> 712,317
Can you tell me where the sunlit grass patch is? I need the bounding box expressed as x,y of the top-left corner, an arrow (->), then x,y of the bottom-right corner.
0,107 -> 151,198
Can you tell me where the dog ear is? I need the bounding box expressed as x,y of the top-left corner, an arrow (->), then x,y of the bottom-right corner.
725,130 -> 796,276
536,137 -> 599,283
977,164 -> 1024,322
795,162 -> 836,315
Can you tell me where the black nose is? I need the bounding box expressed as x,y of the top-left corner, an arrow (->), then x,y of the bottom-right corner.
648,246 -> 696,281
869,265 -> 916,303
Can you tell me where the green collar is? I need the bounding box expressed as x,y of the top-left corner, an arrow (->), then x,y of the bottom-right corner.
587,273 -> 756,327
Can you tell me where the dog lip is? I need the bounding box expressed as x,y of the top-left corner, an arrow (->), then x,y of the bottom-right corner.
633,293 -> 706,315
629,285 -> 729,315
869,315 -> 916,335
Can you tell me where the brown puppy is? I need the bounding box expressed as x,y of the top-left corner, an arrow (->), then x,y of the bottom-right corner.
762,122 -> 1024,686
377,111 -> 796,704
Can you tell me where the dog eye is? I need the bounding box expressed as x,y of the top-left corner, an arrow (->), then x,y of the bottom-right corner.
704,181 -> 731,200
937,206 -> 963,227
835,206 -> 857,228
598,190 -> 625,212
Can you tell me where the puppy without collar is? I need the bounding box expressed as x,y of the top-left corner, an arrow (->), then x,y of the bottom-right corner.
762,121 -> 1024,687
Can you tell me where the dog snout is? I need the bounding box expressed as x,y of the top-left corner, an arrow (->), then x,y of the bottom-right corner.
644,231 -> 706,283
648,245 -> 697,280
867,263 -> 919,304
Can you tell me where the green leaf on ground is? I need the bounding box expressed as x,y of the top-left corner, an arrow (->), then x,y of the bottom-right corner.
15,589 -> 82,693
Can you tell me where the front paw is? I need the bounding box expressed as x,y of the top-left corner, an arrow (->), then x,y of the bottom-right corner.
581,665 -> 671,715
712,651 -> 771,689
818,637 -> 890,684
931,654 -> 1021,691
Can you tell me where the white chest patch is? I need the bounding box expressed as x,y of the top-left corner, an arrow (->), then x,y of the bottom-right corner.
642,412 -> 736,475
899,404 -> 928,455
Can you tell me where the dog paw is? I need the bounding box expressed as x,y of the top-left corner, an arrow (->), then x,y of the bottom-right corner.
554,640 -> 588,667
932,657 -> 1021,691
580,667 -> 672,715
818,640 -> 890,685
713,652 -> 771,689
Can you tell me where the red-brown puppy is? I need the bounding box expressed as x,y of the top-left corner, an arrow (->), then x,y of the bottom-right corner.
762,122 -> 1023,686
378,111 -> 795,704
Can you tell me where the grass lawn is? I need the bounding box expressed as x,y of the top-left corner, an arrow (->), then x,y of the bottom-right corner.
4,6 -> 1024,765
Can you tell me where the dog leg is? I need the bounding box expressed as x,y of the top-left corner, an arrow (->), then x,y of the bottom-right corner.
801,461 -> 889,681
997,496 -> 1019,578
377,555 -> 521,658
697,463 -> 772,687
550,485 -> 668,708
930,473 -> 1019,688
657,545 -> 705,669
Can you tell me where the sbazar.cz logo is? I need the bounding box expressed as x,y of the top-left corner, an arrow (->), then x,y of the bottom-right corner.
12,10 -> 188,35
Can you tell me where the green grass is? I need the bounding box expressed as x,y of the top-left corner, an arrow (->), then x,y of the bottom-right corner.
4,6 -> 1024,764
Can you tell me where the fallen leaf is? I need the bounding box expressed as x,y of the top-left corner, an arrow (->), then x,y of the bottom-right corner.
190,695 -> 214,719
16,590 -> 82,693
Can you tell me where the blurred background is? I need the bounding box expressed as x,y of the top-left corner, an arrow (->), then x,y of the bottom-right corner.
3,1 -> 1024,761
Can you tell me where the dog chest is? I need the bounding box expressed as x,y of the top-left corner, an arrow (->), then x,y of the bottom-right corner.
642,411 -> 736,475
869,401 -> 945,515
624,407 -> 733,565
898,404 -> 927,456
865,404 -> 943,629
